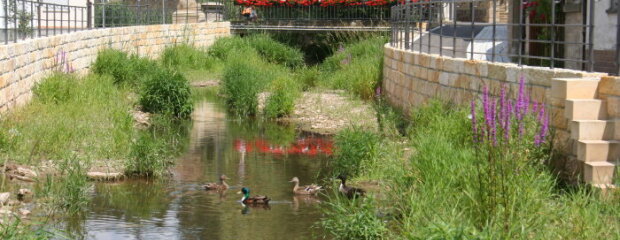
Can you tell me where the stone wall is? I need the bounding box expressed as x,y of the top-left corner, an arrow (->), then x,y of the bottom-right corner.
0,22 -> 231,113
599,76 -> 620,121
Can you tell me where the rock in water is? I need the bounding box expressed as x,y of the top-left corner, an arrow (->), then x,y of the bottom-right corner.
0,192 -> 9,205
17,189 -> 32,201
87,172 -> 124,181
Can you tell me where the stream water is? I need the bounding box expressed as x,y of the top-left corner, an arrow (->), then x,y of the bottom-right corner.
62,97 -> 332,239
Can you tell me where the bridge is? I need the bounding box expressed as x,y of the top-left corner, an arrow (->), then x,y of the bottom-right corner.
203,1 -> 392,32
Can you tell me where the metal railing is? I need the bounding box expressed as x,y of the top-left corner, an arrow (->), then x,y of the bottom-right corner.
2,0 -> 89,44
223,4 -> 392,22
390,0 -> 620,74
1,0 -> 226,44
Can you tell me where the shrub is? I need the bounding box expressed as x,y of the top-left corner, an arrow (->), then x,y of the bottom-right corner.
161,44 -> 216,70
125,55 -> 160,86
320,37 -> 386,99
91,49 -> 130,84
139,68 -> 193,118
247,34 -> 304,68
295,66 -> 320,91
125,131 -> 168,177
332,127 -> 381,177
221,51 -> 269,116
207,36 -> 250,60
320,196 -> 388,240
33,73 -> 79,104
264,77 -> 300,118
92,49 -> 159,87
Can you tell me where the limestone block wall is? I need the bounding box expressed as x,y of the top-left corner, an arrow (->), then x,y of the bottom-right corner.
382,44 -> 618,180
0,22 -> 231,113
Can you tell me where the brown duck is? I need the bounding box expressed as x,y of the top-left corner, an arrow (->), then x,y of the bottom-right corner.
289,177 -> 322,195
203,175 -> 229,191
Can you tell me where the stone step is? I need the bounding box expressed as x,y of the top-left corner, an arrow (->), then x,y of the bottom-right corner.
565,99 -> 607,120
551,78 -> 600,99
583,161 -> 617,185
570,120 -> 616,141
576,140 -> 620,162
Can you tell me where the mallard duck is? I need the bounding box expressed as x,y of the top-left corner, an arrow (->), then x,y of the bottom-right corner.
289,177 -> 322,195
238,187 -> 270,204
337,175 -> 365,199
203,175 -> 229,191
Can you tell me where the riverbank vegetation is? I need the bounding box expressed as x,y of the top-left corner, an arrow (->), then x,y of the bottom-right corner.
1,32 -> 617,239
321,100 -> 620,239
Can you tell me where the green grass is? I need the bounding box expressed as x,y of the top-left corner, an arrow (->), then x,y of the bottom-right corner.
320,37 -> 387,99
320,100 -> 620,239
1,73 -> 133,164
160,44 -> 217,70
139,68 -> 193,118
264,77 -> 300,118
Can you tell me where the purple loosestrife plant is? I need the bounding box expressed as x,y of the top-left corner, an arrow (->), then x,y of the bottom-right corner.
469,75 -> 550,232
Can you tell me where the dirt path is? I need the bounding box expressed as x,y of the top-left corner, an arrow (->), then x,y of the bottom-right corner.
287,90 -> 378,135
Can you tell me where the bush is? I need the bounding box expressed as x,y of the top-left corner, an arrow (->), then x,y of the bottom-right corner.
264,77 -> 300,118
91,49 -> 130,84
247,34 -> 304,68
125,131 -> 169,177
320,196 -> 388,240
139,68 -> 193,118
161,44 -> 216,70
295,66 -> 320,91
33,73 -> 79,104
207,36 -> 250,60
221,50 -> 275,116
320,37 -> 386,99
332,128 -> 381,177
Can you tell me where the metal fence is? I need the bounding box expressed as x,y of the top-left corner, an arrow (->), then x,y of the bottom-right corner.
390,0 -> 620,74
222,4 -> 392,22
1,0 -> 226,44
2,0 -> 89,44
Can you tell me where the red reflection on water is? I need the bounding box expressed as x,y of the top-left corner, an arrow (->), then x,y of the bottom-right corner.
234,137 -> 333,156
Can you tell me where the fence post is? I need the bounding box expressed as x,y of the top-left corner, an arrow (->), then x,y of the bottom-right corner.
37,0 -> 41,37
162,0 -> 165,24
617,3 -> 620,76
102,1 -> 105,28
87,0 -> 92,29
4,0 -> 8,44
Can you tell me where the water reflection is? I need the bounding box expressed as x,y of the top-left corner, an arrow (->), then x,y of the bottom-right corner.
63,98 -> 331,240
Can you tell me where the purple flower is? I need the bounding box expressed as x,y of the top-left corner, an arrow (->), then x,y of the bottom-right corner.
490,99 -> 497,145
504,100 -> 512,140
471,99 -> 478,143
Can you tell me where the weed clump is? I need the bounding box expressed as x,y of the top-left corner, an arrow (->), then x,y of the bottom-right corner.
33,73 -> 79,104
332,128 -> 381,178
91,49 -> 158,86
247,34 -> 304,68
264,77 -> 300,118
207,36 -> 250,60
320,196 -> 388,240
320,37 -> 386,99
139,68 -> 193,118
161,44 -> 216,70
221,52 -> 264,116
91,49 -> 130,84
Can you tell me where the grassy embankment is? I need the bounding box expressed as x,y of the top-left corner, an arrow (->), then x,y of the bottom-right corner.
314,40 -> 620,239
0,48 -> 194,238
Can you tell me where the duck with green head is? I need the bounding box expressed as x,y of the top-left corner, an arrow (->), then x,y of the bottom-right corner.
238,187 -> 270,204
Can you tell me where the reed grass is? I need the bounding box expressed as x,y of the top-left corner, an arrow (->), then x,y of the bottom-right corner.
321,100 -> 620,239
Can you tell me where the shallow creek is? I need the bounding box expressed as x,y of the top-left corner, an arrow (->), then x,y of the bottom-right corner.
62,97 -> 332,239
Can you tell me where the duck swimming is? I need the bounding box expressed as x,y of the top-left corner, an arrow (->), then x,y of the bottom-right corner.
203,175 -> 229,191
337,175 -> 365,199
238,187 -> 270,204
289,177 -> 322,195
